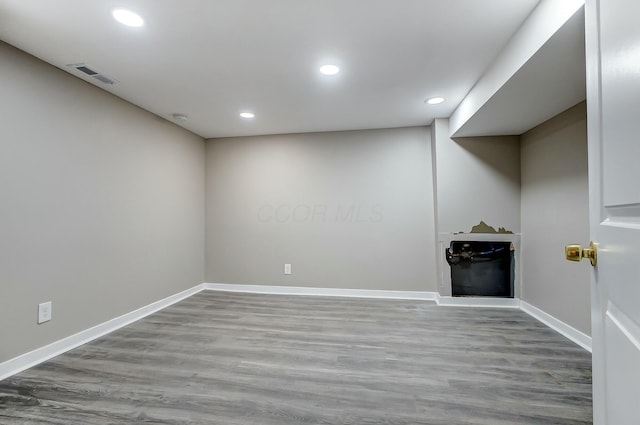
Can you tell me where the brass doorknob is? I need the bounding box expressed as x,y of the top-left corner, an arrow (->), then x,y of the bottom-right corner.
565,241 -> 597,267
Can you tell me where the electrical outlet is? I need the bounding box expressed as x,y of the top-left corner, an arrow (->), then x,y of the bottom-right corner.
38,301 -> 52,324
284,263 -> 292,275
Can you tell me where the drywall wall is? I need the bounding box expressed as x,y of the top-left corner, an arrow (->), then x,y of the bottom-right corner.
205,127 -> 438,291
521,102 -> 590,335
0,41 -> 205,362
432,118 -> 521,234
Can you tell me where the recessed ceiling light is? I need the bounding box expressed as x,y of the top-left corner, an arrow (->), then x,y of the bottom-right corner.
320,64 -> 340,76
426,97 -> 445,105
240,112 -> 255,119
112,9 -> 144,27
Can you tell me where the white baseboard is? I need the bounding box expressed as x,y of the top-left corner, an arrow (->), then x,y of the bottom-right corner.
0,283 -> 207,381
205,283 -> 438,301
1,282 -> 592,382
207,283 -> 591,352
436,295 -> 520,308
520,300 -> 592,352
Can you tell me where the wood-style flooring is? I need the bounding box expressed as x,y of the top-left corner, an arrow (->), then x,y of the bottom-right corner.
0,291 -> 592,424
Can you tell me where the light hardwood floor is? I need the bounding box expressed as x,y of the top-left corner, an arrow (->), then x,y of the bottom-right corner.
0,291 -> 592,424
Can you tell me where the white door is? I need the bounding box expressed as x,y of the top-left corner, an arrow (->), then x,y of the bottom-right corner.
585,0 -> 640,424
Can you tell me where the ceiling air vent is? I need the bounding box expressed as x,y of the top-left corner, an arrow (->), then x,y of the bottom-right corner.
66,63 -> 117,85
92,74 -> 115,85
75,65 -> 98,76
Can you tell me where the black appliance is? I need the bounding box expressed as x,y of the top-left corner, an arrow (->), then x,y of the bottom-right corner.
445,241 -> 514,297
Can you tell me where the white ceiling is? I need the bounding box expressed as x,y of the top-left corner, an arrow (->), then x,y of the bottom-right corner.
452,7 -> 586,137
0,0 -> 541,138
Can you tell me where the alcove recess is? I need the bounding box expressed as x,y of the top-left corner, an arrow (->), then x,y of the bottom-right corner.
438,221 -> 521,298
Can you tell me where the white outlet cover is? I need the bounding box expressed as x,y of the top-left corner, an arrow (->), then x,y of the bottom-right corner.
38,301 -> 52,324
284,264 -> 292,275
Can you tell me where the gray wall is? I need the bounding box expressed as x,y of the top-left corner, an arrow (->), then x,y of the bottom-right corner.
521,102 -> 590,335
0,42 -> 206,362
205,128 -> 438,291
432,118 -> 521,234
0,37 -> 590,365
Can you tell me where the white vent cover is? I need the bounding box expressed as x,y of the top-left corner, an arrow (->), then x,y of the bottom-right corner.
66,63 -> 117,85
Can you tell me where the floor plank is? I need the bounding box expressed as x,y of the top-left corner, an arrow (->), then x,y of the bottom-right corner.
0,291 -> 592,424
